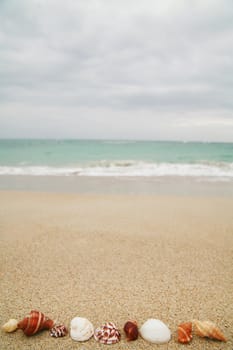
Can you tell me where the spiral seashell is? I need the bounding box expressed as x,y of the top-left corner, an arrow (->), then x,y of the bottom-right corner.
70,317 -> 94,341
17,310 -> 54,336
177,322 -> 192,343
139,319 -> 171,344
193,320 -> 226,342
123,320 -> 138,341
2,319 -> 18,333
50,324 -> 68,338
94,322 -> 121,344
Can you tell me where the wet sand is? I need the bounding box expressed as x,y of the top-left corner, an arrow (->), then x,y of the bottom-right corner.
0,175 -> 233,196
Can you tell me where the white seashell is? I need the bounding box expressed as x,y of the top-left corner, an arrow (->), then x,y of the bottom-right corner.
70,317 -> 94,341
139,319 -> 171,344
2,319 -> 18,333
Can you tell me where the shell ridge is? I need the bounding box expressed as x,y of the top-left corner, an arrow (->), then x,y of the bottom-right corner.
33,311 -> 42,335
23,317 -> 30,335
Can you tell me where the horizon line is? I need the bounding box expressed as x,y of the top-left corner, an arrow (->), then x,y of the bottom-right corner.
0,137 -> 232,144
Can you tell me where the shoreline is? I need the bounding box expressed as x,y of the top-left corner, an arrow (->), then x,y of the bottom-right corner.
0,175 -> 233,196
0,191 -> 232,349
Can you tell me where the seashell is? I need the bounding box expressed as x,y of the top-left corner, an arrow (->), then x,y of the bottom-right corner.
139,319 -> 171,344
2,319 -> 18,333
50,324 -> 68,338
193,320 -> 227,342
70,317 -> 94,341
94,322 -> 121,344
124,320 -> 138,341
17,310 -> 54,336
177,322 -> 192,343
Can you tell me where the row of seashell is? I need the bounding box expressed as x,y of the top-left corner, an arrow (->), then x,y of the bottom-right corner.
2,310 -> 227,345
1,312 -> 170,344
71,318 -> 171,344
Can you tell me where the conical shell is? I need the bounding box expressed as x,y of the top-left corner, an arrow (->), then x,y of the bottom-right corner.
70,317 -> 94,341
139,319 -> 171,344
177,322 -> 192,343
17,310 -> 54,336
94,322 -> 121,344
2,319 -> 18,333
124,320 -> 138,341
193,320 -> 226,342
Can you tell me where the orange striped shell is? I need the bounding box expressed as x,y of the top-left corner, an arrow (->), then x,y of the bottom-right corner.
177,322 -> 192,343
18,310 -> 54,336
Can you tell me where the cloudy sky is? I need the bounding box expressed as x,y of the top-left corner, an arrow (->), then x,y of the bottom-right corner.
0,0 -> 233,141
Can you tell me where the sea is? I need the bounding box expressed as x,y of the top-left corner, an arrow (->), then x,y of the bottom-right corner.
0,139 -> 233,180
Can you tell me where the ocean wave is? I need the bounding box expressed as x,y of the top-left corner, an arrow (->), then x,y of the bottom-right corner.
0,161 -> 233,178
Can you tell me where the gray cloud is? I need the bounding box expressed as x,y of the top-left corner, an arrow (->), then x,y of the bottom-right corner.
0,0 -> 233,141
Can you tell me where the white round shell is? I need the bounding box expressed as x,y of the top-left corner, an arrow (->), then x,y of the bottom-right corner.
2,319 -> 18,333
70,317 -> 94,341
139,319 -> 171,344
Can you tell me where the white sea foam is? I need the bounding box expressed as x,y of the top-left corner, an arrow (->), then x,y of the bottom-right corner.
0,161 -> 233,178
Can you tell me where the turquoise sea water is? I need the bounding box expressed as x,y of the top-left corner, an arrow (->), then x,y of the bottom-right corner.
0,139 -> 232,178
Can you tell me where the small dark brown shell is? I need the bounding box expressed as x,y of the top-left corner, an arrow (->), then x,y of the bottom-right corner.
50,324 -> 68,338
124,320 -> 138,341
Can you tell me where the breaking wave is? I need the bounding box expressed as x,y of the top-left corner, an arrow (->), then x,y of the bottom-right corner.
0,161 -> 233,178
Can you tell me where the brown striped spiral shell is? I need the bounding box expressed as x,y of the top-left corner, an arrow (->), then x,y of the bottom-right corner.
17,310 -> 54,336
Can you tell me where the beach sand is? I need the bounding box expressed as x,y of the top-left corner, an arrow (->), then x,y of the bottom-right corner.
0,191 -> 232,349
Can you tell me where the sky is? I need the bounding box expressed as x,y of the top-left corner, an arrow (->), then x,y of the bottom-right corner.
0,0 -> 233,141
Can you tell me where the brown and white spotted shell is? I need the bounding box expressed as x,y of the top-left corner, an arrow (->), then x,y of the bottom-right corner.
50,324 -> 68,338
94,322 -> 121,344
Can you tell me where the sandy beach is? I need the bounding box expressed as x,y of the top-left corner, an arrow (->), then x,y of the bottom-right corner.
0,190 -> 232,349
1,0 -> 233,347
